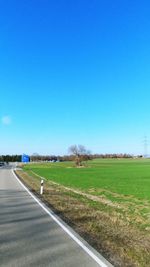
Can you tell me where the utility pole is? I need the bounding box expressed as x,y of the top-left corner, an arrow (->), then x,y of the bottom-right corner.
143,136 -> 148,158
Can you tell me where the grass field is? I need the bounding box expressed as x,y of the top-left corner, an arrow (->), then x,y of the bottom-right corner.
23,158 -> 150,200
21,158 -> 150,266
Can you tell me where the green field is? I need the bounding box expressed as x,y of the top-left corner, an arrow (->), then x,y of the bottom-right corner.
21,158 -> 150,266
23,158 -> 150,200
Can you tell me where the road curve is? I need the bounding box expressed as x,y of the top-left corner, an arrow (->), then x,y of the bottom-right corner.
0,167 -> 113,267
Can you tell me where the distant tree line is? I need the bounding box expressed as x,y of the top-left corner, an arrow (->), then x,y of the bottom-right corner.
29,153 -> 134,168
0,155 -> 22,162
90,153 -> 133,159
30,155 -> 59,162
0,152 -> 139,163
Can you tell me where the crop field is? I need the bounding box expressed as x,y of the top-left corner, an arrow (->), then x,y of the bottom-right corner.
20,158 -> 150,266
23,158 -> 150,200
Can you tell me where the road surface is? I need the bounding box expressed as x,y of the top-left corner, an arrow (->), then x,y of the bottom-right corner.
0,166 -> 112,267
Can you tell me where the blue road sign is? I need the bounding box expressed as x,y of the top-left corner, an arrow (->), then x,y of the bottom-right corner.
22,154 -> 30,163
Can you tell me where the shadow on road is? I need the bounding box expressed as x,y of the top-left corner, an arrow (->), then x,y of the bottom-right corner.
0,188 -> 100,267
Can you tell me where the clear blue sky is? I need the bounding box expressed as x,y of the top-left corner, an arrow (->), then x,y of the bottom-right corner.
0,0 -> 150,155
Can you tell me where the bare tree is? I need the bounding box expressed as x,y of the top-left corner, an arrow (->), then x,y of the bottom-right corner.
68,145 -> 91,167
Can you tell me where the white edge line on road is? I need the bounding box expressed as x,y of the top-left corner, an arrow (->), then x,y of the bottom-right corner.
12,169 -> 112,267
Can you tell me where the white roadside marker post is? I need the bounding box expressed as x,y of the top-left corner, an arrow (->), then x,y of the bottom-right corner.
40,179 -> 44,195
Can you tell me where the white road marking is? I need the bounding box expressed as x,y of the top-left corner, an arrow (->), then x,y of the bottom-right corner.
12,169 -> 112,267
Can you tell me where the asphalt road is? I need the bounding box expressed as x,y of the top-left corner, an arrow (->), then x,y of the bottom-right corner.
0,166 -> 112,267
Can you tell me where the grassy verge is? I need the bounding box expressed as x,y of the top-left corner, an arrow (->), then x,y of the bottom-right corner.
15,168 -> 150,267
